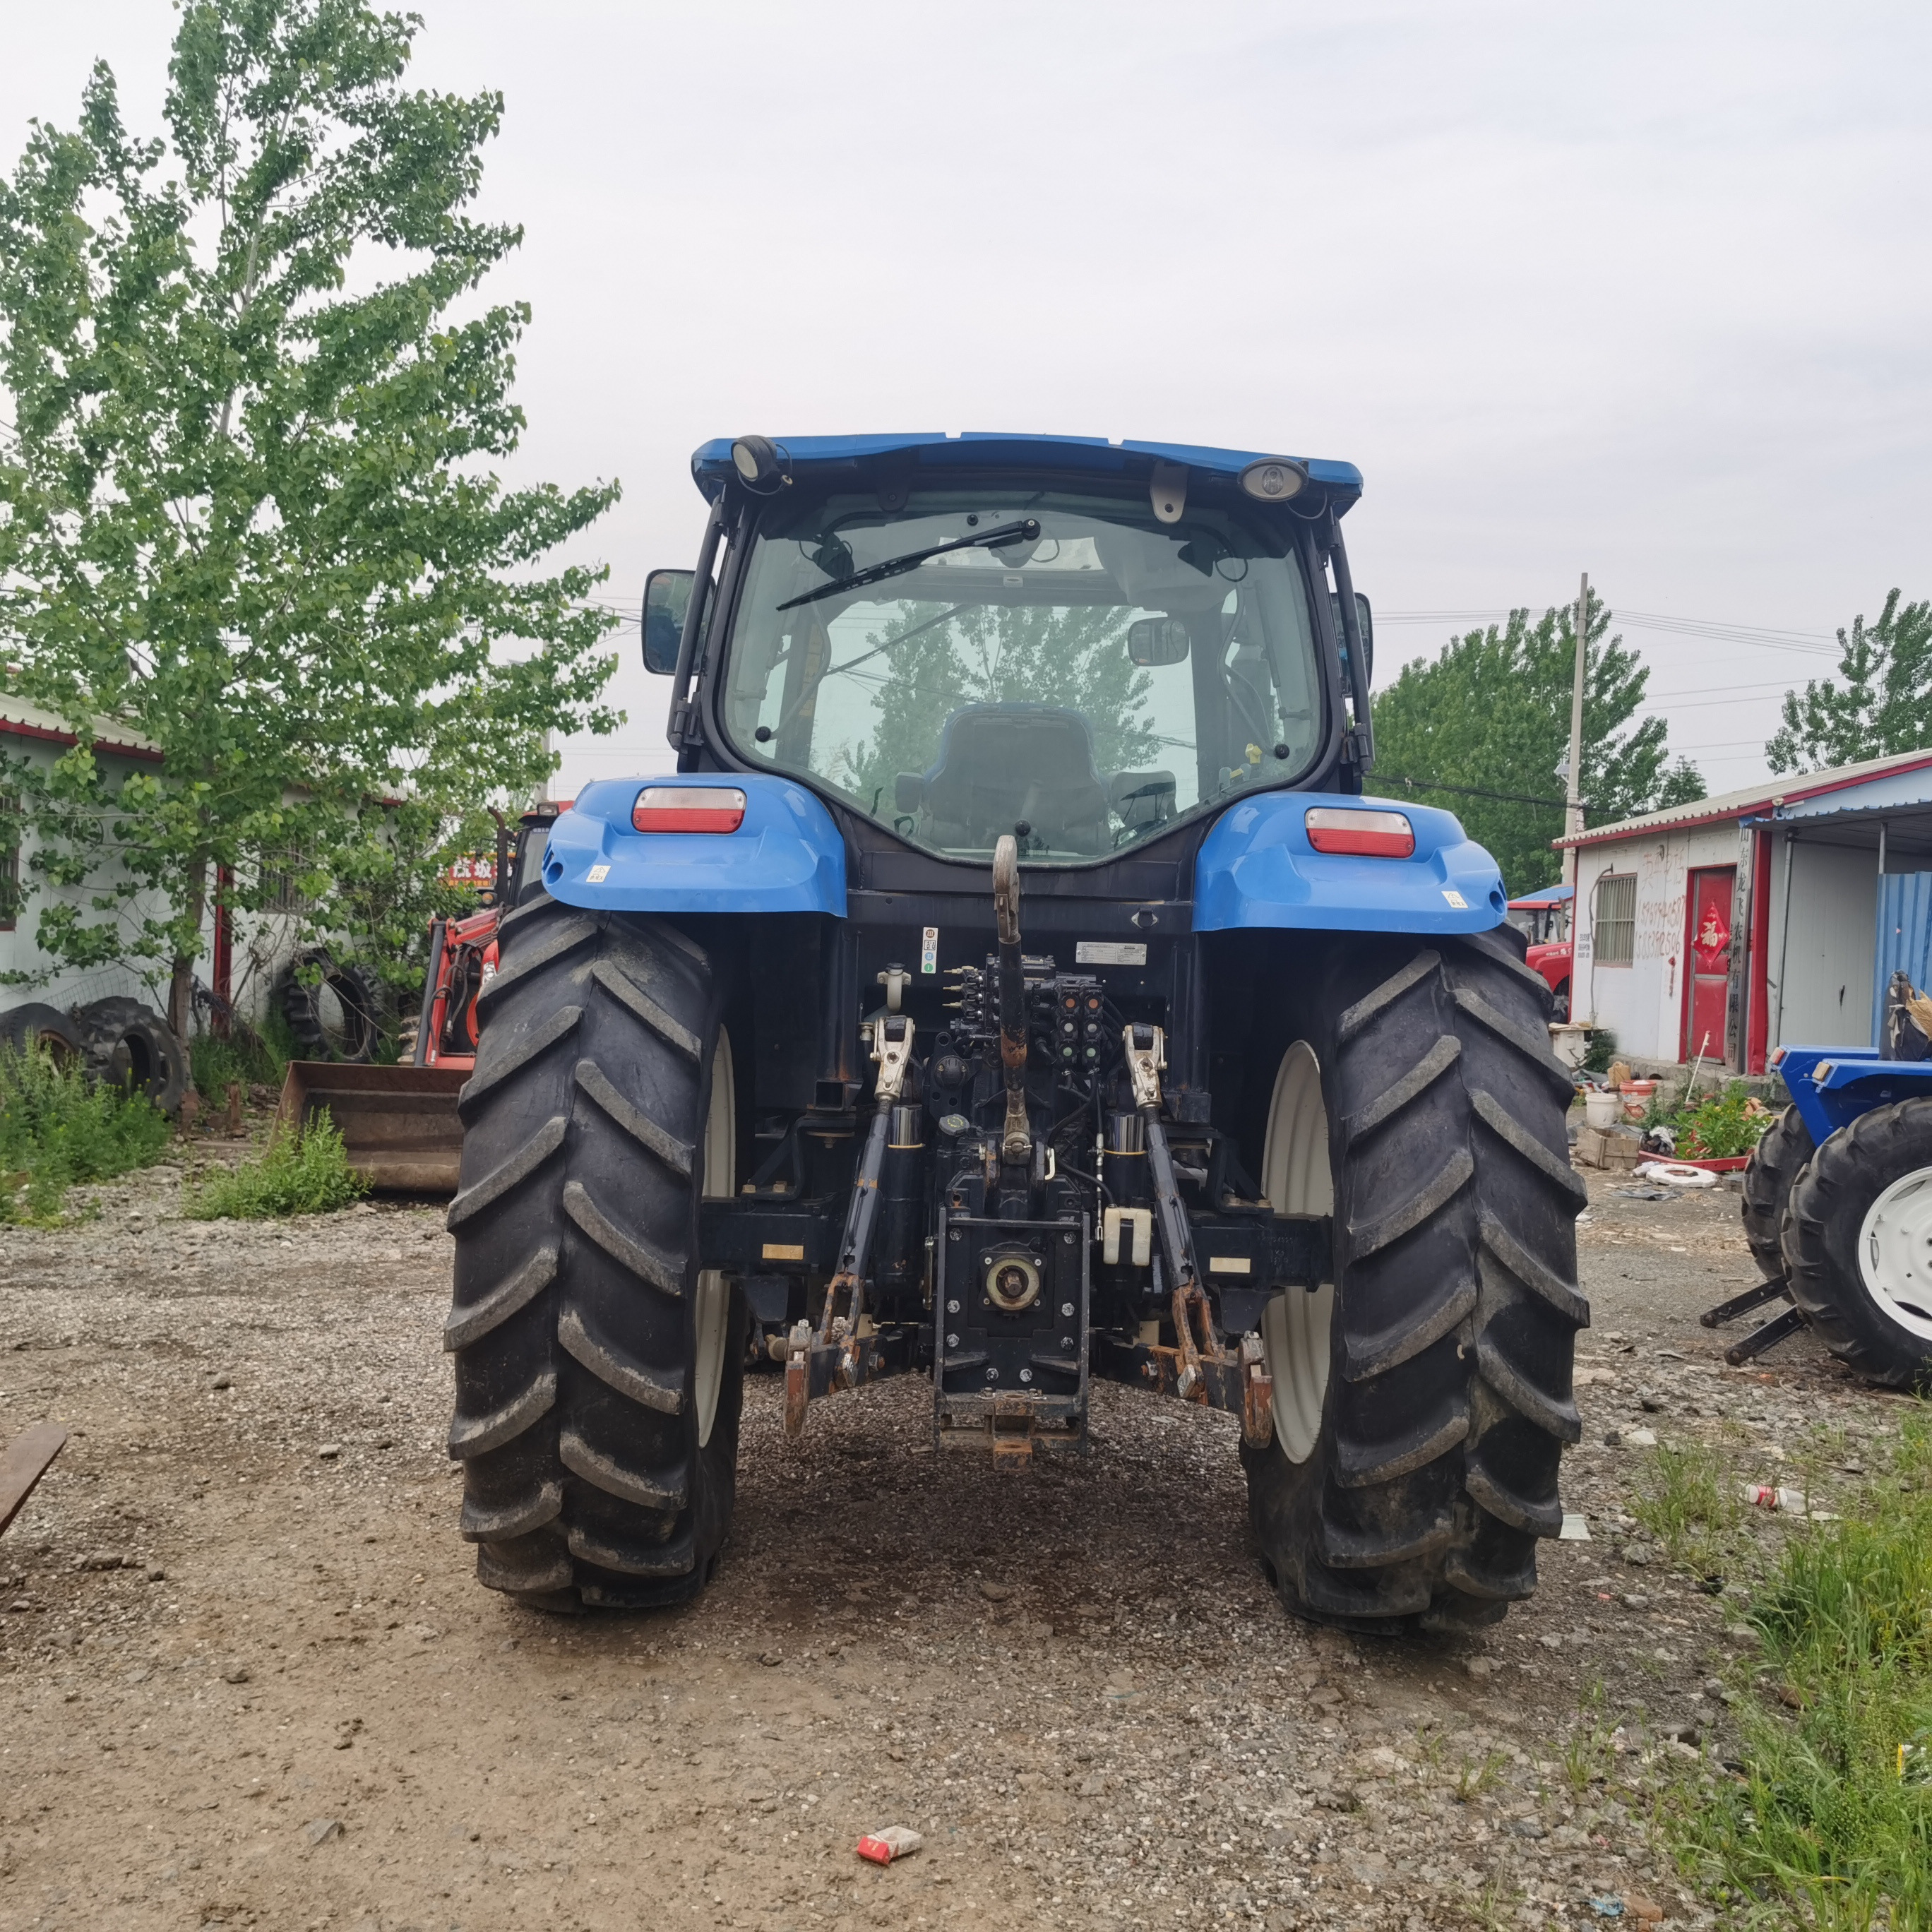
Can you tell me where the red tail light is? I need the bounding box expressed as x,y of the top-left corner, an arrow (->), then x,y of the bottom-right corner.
1304,806 -> 1414,857
632,786 -> 746,834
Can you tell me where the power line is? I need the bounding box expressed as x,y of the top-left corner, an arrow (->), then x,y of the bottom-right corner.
1378,773 -> 1575,811
1378,606 -> 1843,657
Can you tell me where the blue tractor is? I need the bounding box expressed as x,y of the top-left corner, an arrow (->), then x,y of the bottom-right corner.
1732,982 -> 1932,1384
441,434 -> 1587,1634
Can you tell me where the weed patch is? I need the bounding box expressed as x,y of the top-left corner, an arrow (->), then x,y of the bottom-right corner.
184,1111 -> 366,1219
0,1044 -> 172,1222
189,1010 -> 297,1107
1662,1413 -> 1932,1928
1633,1438 -> 1749,1580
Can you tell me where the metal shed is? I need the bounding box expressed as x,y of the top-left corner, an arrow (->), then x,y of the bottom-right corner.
1556,747 -> 1932,1073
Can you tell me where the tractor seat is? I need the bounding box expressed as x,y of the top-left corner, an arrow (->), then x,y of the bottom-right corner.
902,704 -> 1114,855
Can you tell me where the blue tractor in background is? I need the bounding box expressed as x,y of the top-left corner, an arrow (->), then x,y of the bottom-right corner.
441,433 -> 1587,1635
1734,981 -> 1932,1384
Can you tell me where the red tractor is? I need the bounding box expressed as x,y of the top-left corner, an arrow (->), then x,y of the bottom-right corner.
1510,883 -> 1573,1021
276,806 -> 563,1189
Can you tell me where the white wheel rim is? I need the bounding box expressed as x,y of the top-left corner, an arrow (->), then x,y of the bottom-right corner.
1258,1042 -> 1335,1464
694,1030 -> 735,1449
1857,1164 -> 1932,1342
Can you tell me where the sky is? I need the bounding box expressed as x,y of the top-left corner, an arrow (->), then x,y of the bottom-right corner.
4,1 -> 1928,803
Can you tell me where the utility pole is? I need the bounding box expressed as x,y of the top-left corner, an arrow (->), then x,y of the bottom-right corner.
1564,572 -> 1588,926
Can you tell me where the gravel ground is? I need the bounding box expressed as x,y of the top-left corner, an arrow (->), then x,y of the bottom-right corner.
0,1142 -> 1908,1931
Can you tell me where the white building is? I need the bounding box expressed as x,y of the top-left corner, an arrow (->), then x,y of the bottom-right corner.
0,697 -> 304,1029
1560,747 -> 1932,1073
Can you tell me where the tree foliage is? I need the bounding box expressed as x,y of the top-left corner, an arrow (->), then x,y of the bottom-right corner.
832,600 -> 1157,811
1765,590 -> 1932,775
0,0 -> 621,1030
1370,591 -> 1705,895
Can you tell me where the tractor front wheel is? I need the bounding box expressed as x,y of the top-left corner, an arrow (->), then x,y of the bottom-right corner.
443,893 -> 744,1609
1243,926 -> 1588,1633
1782,1098 -> 1932,1390
1741,1104 -> 1813,1282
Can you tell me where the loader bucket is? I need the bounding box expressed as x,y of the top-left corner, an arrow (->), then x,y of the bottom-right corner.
276,1061 -> 469,1194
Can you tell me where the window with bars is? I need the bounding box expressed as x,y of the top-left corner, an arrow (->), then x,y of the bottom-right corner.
1594,871 -> 1636,966
255,849 -> 311,914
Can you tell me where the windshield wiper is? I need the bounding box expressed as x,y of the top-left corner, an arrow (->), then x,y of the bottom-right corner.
775,518 -> 1040,611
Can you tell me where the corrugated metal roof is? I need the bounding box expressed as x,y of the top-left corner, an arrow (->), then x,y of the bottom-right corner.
1508,883 -> 1573,908
0,695 -> 160,761
1559,746 -> 1932,848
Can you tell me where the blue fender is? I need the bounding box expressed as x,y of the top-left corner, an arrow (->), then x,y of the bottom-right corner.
1192,792 -> 1506,934
1772,1045 -> 1932,1144
542,775 -> 847,916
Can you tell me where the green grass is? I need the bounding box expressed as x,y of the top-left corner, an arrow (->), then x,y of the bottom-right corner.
1453,1747 -> 1510,1803
188,1010 -> 299,1107
183,1109 -> 367,1220
0,1043 -> 173,1222
1632,1437 -> 1751,1580
1660,1413 -> 1932,1928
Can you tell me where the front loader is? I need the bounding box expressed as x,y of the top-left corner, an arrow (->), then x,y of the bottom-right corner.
442,434 -> 1587,1633
276,808 -> 560,1192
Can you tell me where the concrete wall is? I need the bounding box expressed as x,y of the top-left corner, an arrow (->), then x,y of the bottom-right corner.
0,727 -> 304,1032
0,733 -> 172,1015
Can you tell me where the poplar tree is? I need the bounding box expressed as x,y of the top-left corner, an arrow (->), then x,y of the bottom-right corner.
1371,592 -> 1705,895
1765,590 -> 1932,775
0,0 -> 621,1032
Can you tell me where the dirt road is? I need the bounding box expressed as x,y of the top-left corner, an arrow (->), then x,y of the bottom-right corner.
0,1155 -> 1900,1931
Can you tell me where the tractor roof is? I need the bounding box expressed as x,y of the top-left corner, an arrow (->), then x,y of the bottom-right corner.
689,433 -> 1361,515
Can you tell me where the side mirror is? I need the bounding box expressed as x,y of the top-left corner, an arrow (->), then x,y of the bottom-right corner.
1330,591 -> 1373,686
894,772 -> 926,815
643,569 -> 694,674
1127,616 -> 1190,667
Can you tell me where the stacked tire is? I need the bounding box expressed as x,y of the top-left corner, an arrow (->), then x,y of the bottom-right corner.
282,948 -> 384,1063
76,998 -> 189,1114
0,1002 -> 83,1068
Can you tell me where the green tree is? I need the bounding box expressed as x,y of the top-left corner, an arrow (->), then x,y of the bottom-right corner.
1371,591 -> 1705,895
1765,589 -> 1932,775
0,0 -> 620,1034
832,600 -> 1157,809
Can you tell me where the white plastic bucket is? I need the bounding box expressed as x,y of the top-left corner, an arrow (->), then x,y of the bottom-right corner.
1584,1090 -> 1621,1131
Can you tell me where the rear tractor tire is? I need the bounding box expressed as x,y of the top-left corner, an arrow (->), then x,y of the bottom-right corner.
1741,1104 -> 1813,1282
443,893 -> 744,1609
1244,926 -> 1589,1634
1781,1098 -> 1932,1390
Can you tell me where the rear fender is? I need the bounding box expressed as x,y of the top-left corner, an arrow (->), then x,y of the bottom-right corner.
1774,1046 -> 1932,1143
1193,792 -> 1506,934
542,774 -> 847,916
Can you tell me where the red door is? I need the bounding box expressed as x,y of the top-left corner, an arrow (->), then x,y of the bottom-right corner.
1682,867 -> 1735,1063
